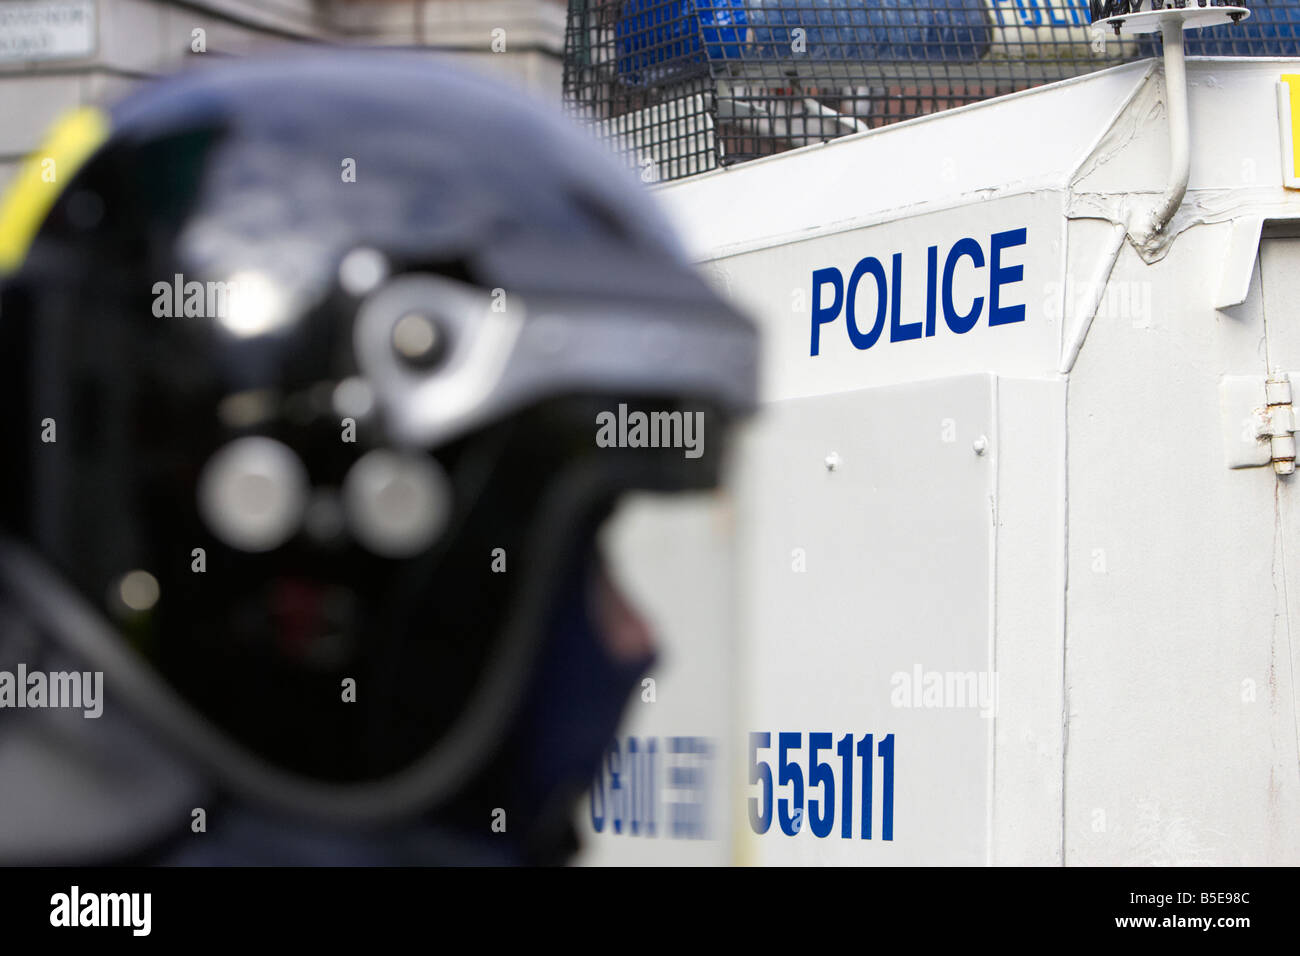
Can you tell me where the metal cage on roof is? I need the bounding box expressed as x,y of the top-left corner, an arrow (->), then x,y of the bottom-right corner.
563,0 -> 1299,181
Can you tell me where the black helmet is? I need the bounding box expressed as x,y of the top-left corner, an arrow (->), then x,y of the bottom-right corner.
0,53 -> 756,863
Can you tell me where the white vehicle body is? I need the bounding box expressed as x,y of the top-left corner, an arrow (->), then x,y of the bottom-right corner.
578,53 -> 1300,866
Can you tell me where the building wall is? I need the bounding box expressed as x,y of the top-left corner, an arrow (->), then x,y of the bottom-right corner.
0,0 -> 569,190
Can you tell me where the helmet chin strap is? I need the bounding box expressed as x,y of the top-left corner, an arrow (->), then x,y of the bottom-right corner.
0,462 -> 609,827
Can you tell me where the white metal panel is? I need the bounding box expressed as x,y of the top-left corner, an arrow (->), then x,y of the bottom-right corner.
707,192 -> 1063,403
1260,237 -> 1300,365
1256,238 -> 1300,864
1217,216 -> 1265,310
1063,222 -> 1300,864
989,376 -> 1068,865
1073,59 -> 1299,196
1065,61 -> 1300,267
732,375 -> 996,864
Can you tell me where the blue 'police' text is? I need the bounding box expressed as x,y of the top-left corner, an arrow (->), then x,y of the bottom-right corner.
810,228 -> 1028,356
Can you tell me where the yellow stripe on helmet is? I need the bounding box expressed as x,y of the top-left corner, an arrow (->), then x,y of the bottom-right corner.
0,106 -> 110,275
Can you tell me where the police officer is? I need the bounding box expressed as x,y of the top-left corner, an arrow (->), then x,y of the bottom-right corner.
0,54 -> 756,865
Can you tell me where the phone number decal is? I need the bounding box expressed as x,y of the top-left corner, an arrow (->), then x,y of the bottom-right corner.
749,732 -> 896,839
589,735 -> 712,839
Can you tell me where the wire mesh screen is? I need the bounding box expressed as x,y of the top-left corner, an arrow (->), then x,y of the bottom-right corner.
564,0 -> 1300,181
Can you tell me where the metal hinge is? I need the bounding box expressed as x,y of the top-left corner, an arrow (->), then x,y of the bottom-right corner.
1220,372 -> 1297,476
1265,374 -> 1297,476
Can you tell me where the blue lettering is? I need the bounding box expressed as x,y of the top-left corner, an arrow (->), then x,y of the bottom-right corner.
810,267 -> 843,356
989,227 -> 1028,326
889,252 -> 921,342
808,227 -> 1027,354
609,739 -> 623,834
590,756 -> 606,832
942,237 -> 985,334
845,256 -> 888,350
925,244 -> 939,337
